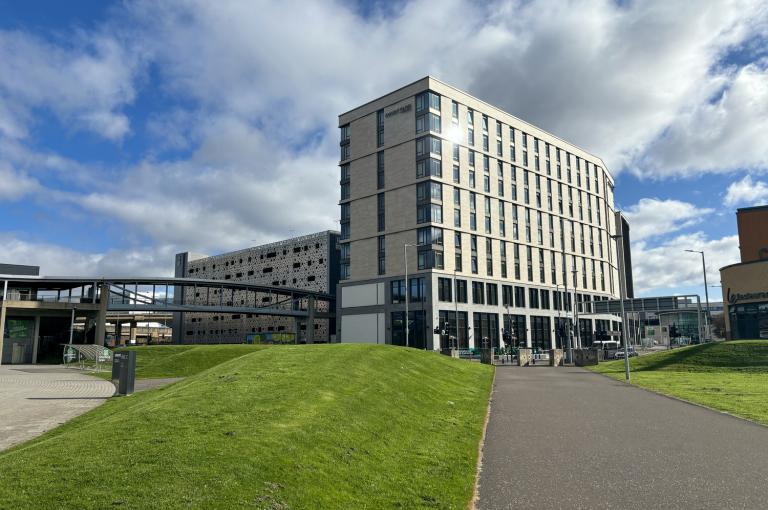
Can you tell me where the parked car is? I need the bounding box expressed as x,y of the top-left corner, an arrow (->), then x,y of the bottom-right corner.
612,349 -> 638,359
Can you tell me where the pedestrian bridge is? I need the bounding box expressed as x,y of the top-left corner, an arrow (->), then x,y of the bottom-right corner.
0,276 -> 334,363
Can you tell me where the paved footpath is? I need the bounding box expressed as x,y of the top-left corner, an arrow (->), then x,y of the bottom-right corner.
477,365 -> 768,510
0,364 -> 115,451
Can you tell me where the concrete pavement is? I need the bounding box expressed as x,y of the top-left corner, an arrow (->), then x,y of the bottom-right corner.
0,364 -> 115,451
476,365 -> 768,509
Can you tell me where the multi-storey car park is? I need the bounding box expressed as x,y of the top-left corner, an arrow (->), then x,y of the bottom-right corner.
174,231 -> 340,344
336,76 -> 632,351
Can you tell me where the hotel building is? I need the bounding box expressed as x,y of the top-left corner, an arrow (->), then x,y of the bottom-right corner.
337,77 -> 626,350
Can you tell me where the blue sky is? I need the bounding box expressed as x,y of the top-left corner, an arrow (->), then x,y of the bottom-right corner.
0,0 -> 767,301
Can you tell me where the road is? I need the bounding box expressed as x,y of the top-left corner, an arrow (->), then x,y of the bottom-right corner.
476,365 -> 768,509
0,364 -> 115,450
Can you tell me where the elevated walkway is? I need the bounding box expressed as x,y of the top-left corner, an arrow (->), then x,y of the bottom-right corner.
0,276 -> 335,364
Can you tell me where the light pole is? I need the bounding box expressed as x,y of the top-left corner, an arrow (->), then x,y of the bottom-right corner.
404,243 -> 415,348
571,268 -> 580,349
555,284 -> 563,351
454,267 -> 459,351
611,232 -> 630,381
685,249 -> 710,343
563,261 -> 574,363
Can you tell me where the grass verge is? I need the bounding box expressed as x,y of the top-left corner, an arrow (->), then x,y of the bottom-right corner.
591,340 -> 768,426
94,344 -> 269,380
0,344 -> 493,509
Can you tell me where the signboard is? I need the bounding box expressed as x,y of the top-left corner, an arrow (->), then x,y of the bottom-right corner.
726,288 -> 768,304
246,333 -> 295,345
7,319 -> 33,339
385,104 -> 412,118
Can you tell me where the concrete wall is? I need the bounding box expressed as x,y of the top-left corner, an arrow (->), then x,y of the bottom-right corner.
736,206 -> 768,263
341,313 -> 385,343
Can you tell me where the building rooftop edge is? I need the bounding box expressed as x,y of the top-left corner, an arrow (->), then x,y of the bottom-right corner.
339,75 -> 614,182
719,257 -> 768,272
736,204 -> 768,213
178,230 -> 341,263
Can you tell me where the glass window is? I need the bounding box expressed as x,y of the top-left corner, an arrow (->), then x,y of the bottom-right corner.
417,203 -> 443,224
377,151 -> 385,189
377,109 -> 384,147
438,277 -> 453,302
456,279 -> 468,303
472,281 -> 485,304
378,235 -> 385,275
417,226 -> 443,245
377,193 -> 385,232
416,158 -> 442,178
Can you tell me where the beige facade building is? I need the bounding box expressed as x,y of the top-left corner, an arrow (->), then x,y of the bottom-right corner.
720,205 -> 768,340
337,77 -> 624,350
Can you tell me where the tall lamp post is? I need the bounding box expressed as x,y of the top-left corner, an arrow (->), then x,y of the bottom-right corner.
611,232 -> 630,381
562,261 -> 574,363
404,243 -> 415,348
571,268 -> 580,349
685,249 -> 710,343
453,267 -> 460,351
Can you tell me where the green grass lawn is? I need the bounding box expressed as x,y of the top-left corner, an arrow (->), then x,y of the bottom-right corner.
0,344 -> 493,509
592,340 -> 768,425
95,344 -> 269,379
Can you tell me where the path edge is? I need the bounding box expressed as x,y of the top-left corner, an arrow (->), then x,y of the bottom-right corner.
588,367 -> 768,430
470,365 -> 497,510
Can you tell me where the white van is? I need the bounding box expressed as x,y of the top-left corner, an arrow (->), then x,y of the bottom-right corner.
593,340 -> 620,350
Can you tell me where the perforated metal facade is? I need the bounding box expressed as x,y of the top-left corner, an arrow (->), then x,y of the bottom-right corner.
176,231 -> 340,343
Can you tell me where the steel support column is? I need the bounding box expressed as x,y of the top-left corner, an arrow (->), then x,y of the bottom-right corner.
0,279 -> 8,364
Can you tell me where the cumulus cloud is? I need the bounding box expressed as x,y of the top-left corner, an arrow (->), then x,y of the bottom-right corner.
0,30 -> 140,141
0,235 -> 175,277
637,62 -> 768,176
623,198 -> 713,241
724,175 -> 768,207
0,164 -> 40,200
1,0 -> 768,281
631,232 -> 739,295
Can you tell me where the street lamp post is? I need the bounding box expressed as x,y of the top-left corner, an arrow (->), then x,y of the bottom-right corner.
611,232 -> 630,381
454,268 -> 459,351
685,249 -> 710,342
571,268 -> 580,349
555,284 -> 563,351
404,243 -> 415,348
563,263 -> 574,364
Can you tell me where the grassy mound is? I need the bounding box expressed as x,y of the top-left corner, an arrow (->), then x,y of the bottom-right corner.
593,340 -> 768,425
0,344 -> 493,509
98,344 -> 269,379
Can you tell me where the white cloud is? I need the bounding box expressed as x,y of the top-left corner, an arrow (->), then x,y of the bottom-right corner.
623,198 -> 713,241
637,62 -> 768,176
0,164 -> 40,200
120,0 -> 768,174
0,30 -> 140,141
70,116 -> 339,253
1,0 -> 767,285
724,175 -> 768,207
0,235 -> 175,277
631,232 -> 739,295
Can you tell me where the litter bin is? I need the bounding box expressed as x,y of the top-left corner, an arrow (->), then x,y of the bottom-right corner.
112,351 -> 136,395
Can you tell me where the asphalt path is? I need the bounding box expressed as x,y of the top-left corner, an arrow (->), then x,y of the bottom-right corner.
476,365 -> 768,510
